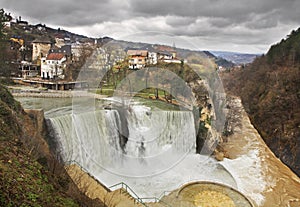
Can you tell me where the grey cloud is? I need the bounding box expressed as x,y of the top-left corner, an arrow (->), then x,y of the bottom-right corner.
3,0 -> 300,28
165,16 -> 197,27
129,0 -> 300,26
2,0 -> 129,26
208,17 -> 234,28
245,11 -> 280,30
2,0 -> 300,53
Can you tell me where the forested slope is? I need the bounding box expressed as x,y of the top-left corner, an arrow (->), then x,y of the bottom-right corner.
221,28 -> 300,176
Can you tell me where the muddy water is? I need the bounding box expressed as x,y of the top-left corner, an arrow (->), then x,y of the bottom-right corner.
221,96 -> 300,207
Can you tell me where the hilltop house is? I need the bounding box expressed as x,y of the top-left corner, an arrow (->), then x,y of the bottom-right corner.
35,24 -> 46,32
32,38 -> 52,64
155,46 -> 181,63
157,50 -> 183,63
16,16 -> 28,26
41,53 -> 66,79
140,46 -> 158,65
157,51 -> 173,61
126,46 -> 184,69
127,50 -> 148,69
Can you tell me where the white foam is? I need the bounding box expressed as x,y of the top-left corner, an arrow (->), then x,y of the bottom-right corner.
221,149 -> 266,206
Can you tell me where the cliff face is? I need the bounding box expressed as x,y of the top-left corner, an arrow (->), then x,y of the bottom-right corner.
220,96 -> 300,207
0,84 -> 104,207
220,28 -> 300,176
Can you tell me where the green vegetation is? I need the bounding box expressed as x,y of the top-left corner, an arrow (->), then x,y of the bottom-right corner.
221,28 -> 300,176
0,84 -> 104,206
0,9 -> 11,80
267,28 -> 300,66
98,61 -> 202,102
1,149 -> 79,207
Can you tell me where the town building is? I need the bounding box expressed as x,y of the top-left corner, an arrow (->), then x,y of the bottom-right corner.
18,61 -> 39,78
41,53 -> 66,79
126,45 -> 185,69
127,50 -> 148,69
54,33 -> 69,48
32,38 -> 52,64
35,24 -> 47,32
16,16 -> 28,26
157,51 -> 174,61
49,45 -> 72,58
71,43 -> 85,61
155,45 -> 180,63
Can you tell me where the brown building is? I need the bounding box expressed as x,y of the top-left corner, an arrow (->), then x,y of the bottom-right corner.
32,38 -> 52,65
127,50 -> 148,69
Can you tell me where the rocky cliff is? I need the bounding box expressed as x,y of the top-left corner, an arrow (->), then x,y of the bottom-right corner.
220,28 -> 300,176
220,96 -> 300,207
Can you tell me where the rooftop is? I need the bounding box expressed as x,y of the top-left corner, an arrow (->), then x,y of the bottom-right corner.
46,53 -> 65,60
32,38 -> 52,44
127,50 -> 148,57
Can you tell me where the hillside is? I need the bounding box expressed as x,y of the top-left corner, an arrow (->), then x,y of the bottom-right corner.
221,28 -> 300,176
210,51 -> 259,65
0,84 -> 104,206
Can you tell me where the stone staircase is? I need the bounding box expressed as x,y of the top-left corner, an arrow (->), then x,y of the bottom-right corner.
66,164 -> 175,207
105,188 -> 145,207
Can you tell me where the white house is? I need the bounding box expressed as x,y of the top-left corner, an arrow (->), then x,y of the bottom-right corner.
148,51 -> 158,65
41,53 -> 66,79
139,46 -> 158,65
157,51 -> 173,61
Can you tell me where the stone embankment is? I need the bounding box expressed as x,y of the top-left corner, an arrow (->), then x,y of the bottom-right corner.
219,96 -> 300,207
9,86 -> 106,99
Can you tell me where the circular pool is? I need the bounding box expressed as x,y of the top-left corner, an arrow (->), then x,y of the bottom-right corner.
175,181 -> 254,207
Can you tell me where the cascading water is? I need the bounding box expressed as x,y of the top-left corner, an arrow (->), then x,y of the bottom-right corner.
47,104 -> 196,176
46,101 -> 236,198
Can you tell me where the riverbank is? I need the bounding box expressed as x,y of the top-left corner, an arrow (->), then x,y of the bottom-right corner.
10,85 -> 189,111
220,96 -> 300,207
9,85 -> 107,99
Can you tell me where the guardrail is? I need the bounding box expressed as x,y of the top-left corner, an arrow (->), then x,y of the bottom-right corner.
109,182 -> 148,206
66,160 -> 172,206
109,182 -> 172,207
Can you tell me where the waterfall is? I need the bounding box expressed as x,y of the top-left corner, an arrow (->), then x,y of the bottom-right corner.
18,97 -> 238,199
47,105 -> 196,177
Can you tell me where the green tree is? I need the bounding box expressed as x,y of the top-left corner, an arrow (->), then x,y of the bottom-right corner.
0,9 -> 7,39
0,8 -> 12,80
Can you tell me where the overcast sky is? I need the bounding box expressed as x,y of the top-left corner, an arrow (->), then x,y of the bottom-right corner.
2,0 -> 300,53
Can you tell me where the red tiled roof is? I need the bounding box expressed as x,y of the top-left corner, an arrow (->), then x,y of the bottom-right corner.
46,53 -> 65,60
127,50 -> 148,57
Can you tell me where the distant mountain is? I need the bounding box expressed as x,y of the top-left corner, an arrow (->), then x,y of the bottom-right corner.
210,51 -> 260,65
221,28 -> 300,176
203,51 -> 235,68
